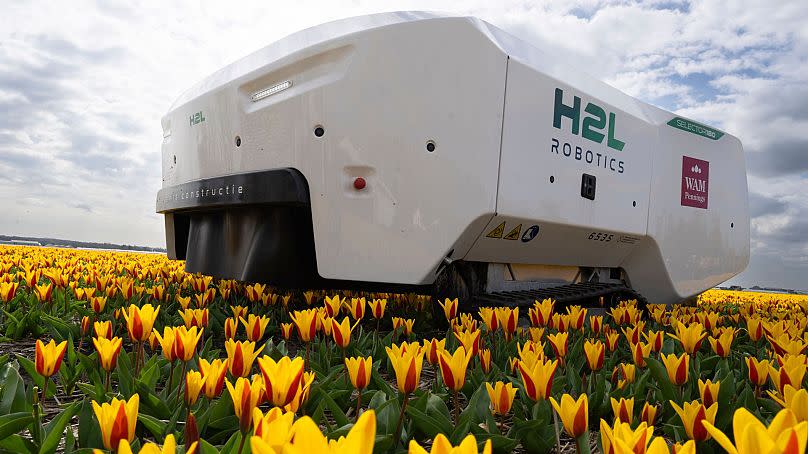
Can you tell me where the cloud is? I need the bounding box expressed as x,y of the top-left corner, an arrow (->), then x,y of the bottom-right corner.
0,0 -> 807,289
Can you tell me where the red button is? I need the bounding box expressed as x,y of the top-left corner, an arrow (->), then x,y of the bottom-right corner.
353,177 -> 366,190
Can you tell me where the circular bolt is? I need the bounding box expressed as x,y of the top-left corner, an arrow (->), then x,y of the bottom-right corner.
314,126 -> 325,137
731,222 -> 734,228
235,136 -> 241,147
426,141 -> 436,152
550,175 -> 555,183
353,177 -> 366,190
632,201 -> 636,207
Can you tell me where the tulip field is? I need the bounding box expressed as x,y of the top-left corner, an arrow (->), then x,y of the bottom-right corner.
0,246 -> 806,454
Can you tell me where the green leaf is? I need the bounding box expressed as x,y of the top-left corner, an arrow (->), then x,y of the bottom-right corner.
0,363 -> 30,413
40,401 -> 80,454
137,414 -> 166,441
314,386 -> 349,428
0,413 -> 34,441
198,439 -> 220,454
15,355 -> 57,398
645,357 -> 677,406
77,398 -> 103,450
406,406 -> 453,439
0,434 -> 38,454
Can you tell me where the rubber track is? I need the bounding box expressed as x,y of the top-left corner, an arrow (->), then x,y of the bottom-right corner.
469,282 -> 648,310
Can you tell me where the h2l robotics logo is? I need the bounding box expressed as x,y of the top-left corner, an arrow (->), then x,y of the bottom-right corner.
681,156 -> 709,209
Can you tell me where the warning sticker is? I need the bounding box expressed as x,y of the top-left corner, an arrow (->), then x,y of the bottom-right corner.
486,222 -> 505,239
503,224 -> 522,240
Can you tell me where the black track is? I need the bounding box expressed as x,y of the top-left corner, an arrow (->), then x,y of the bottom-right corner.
468,282 -> 648,311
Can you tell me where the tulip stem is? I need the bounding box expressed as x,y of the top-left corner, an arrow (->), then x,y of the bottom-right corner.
551,404 -> 562,453
355,388 -> 362,420
104,369 -> 111,393
453,389 -> 460,425
236,432 -> 246,454
40,377 -> 48,413
167,361 -> 175,393
304,343 -> 310,372
393,392 -> 409,446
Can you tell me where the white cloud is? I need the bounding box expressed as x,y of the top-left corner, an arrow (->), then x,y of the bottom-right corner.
0,0 -> 806,288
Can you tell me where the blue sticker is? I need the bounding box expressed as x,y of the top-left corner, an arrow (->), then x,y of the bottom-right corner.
521,225 -> 540,242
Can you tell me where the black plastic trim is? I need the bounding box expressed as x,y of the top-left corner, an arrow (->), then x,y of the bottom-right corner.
156,168 -> 309,213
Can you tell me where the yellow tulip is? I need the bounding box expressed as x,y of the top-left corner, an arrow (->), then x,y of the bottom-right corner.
746,357 -> 770,386
769,355 -> 807,395
224,317 -> 239,340
185,370 -> 204,406
439,298 -> 459,321
92,336 -> 123,372
496,307 -> 519,340
152,327 -> 178,362
486,381 -> 516,415
708,330 -> 734,357
529,298 -> 554,327
240,314 -> 270,342
0,282 -> 18,302
179,308 -> 209,329
290,309 -> 318,342
323,295 -> 343,317
280,322 -> 294,340
479,307 -> 499,332
630,341 -> 652,368
422,338 -> 447,366
548,331 -> 569,359
251,409 -> 376,454
345,356 -> 372,390
600,419 -> 654,454
113,433 -> 195,454
640,402 -> 658,426
92,394 -> 139,450
386,343 -> 424,394
610,397 -> 634,425
438,346 -> 473,392
409,433 -> 492,454
257,355 -> 305,407
698,379 -> 720,408
251,407 -> 295,451
550,393 -> 589,439
226,377 -> 263,432
669,321 -> 706,354
606,332 -> 620,352
35,339 -> 67,378
122,304 -> 160,343
198,358 -> 228,399
94,320 -> 113,339
173,326 -> 203,362
703,407 -> 808,454
670,400 -> 717,441
347,297 -> 366,320
770,385 -> 808,423
480,348 -> 492,374
231,305 -> 248,319
225,339 -> 262,377
331,316 -> 360,349
454,329 -> 481,357
369,298 -> 387,319
584,339 -> 605,371
518,357 -> 558,401
660,352 -> 690,386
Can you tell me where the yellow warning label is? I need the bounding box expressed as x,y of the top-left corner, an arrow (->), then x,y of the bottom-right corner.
486,222 -> 505,239
504,224 -> 522,240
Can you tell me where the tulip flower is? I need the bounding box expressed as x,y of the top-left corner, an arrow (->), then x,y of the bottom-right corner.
548,331 -> 569,361
479,307 -> 499,332
669,321 -> 706,354
257,355 -> 305,407
386,344 -> 425,395
518,357 -> 558,401
94,320 -> 113,339
198,358 -> 228,399
93,336 -> 122,372
224,317 -> 238,340
323,295 -> 343,317
600,420 -> 654,454
611,397 -> 634,424
0,282 -> 18,302
251,410 -> 376,454
584,339 -> 605,371
566,305 -> 587,330
369,298 -> 387,319
225,339 -> 263,377
180,308 -> 209,329
122,304 -> 160,343
347,297 -> 366,320
409,433 -> 492,454
640,402 -> 658,426
454,329 -> 481,357
153,326 -> 178,363
422,338 -> 447,366
606,332 -> 620,352
589,315 -> 603,335
528,327 -> 545,343
240,314 -> 269,342
173,326 -> 203,363
768,334 -> 808,357
746,317 -> 765,342
35,339 -> 67,378
698,379 -> 720,408
177,295 -> 192,310
496,307 -> 519,340
331,316 -> 360,349
769,385 -> 808,423
92,394 -> 139,450
185,370 -> 204,406
550,393 -> 589,439
530,299 -> 554,327
622,323 -> 645,345
703,407 -> 808,454
280,322 -> 294,340
230,304 -> 248,319
618,363 -> 636,389
643,330 -> 665,352
769,356 -> 807,395
345,356 -> 372,390
90,296 -> 107,313
486,381 -> 516,416
115,433 -> 195,454
660,352 -> 690,386
34,282 -> 53,303
290,309 -> 318,342
670,400 -> 718,441
439,298 -> 459,321
708,330 -> 734,357
302,290 -> 315,306
480,348 -> 492,374
284,371 -> 315,414
226,377 -> 264,434
251,407 -> 295,450
438,346 -> 473,392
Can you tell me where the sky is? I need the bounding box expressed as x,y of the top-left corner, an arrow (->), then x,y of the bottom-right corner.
1,1 -> 806,289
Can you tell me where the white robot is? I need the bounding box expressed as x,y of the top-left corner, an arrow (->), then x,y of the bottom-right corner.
157,12 -> 749,308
